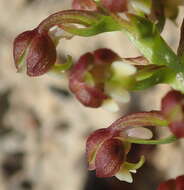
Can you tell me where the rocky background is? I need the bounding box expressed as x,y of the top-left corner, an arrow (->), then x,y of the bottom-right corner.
0,0 -> 184,189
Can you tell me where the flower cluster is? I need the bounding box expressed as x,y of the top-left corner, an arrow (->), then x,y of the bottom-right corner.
13,0 -> 184,186
86,89 -> 184,182
86,111 -> 166,182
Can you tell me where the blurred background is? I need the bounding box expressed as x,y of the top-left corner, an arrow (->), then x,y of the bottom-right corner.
0,0 -> 184,189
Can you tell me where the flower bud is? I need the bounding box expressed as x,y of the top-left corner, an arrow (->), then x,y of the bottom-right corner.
72,0 -> 97,10
13,29 -> 56,76
101,0 -> 127,12
161,90 -> 184,138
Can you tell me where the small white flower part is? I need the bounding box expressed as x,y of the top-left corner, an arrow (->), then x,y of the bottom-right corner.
115,168 -> 133,183
110,88 -> 130,103
126,127 -> 153,139
129,170 -> 136,173
131,0 -> 151,14
112,61 -> 137,77
101,99 -> 119,112
49,26 -> 73,42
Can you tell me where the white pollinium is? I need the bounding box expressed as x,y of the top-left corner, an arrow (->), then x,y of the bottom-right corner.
110,88 -> 130,103
126,127 -> 153,139
131,0 -> 151,14
112,61 -> 137,77
115,168 -> 133,183
101,99 -> 119,112
49,26 -> 73,41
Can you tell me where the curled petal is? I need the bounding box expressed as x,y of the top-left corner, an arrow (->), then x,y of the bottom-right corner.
95,139 -> 125,178
71,83 -> 108,107
109,111 -> 168,130
26,33 -> 56,76
86,128 -> 113,170
123,56 -> 149,66
69,50 -> 117,107
115,156 -> 145,183
13,29 -> 37,70
115,167 -> 133,183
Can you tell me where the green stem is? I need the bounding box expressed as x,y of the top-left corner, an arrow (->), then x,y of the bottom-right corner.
117,15 -> 184,73
125,135 -> 177,145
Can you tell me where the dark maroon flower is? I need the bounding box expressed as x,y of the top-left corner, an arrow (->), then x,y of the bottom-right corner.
161,90 -> 184,138
13,29 -> 56,76
86,127 -> 128,178
69,48 -> 119,108
157,175 -> 184,190
86,112 -> 159,182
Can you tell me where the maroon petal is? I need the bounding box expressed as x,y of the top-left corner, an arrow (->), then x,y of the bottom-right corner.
78,85 -> 107,107
101,0 -> 128,13
176,175 -> 184,190
161,90 -> 184,118
157,179 -> 176,190
109,111 -> 167,130
86,128 -> 113,170
162,90 -> 184,138
26,33 -> 56,76
95,138 -> 125,178
169,121 -> 184,138
13,29 -> 37,69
